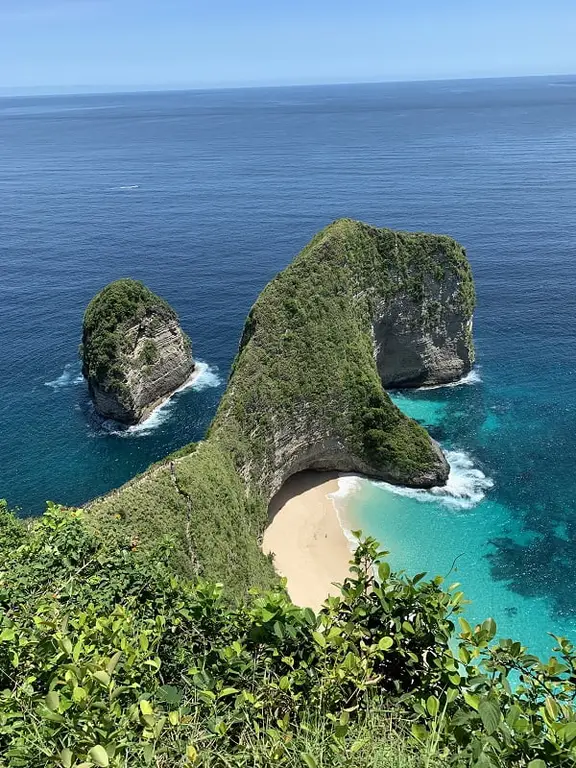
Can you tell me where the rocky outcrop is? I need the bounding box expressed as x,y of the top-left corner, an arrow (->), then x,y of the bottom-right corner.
82,279 -> 194,424
374,271 -> 474,388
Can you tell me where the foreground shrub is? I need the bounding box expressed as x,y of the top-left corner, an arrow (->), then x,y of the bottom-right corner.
0,503 -> 574,766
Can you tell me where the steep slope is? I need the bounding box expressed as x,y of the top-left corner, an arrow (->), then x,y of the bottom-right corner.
82,279 -> 195,424
87,220 -> 475,595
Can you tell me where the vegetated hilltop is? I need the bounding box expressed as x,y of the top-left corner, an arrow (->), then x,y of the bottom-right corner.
87,219 -> 475,595
82,279 -> 195,425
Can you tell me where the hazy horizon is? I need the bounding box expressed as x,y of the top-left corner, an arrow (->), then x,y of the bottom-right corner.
1,72 -> 576,99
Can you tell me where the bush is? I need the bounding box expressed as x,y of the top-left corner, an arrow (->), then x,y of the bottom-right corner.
0,503 -> 574,766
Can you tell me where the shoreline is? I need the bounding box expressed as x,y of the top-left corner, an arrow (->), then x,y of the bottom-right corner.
136,362 -> 203,424
263,471 -> 354,611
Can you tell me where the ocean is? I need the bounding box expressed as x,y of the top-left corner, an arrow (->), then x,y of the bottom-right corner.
2,77 -> 576,657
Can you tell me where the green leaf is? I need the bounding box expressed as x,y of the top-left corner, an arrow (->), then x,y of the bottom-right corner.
378,562 -> 390,582
528,762 -> 546,768
482,618 -> 497,640
426,695 -> 439,717
45,691 -> 60,712
157,685 -> 183,706
378,636 -> 393,651
302,608 -> 316,625
301,753 -> 318,768
312,631 -> 326,648
505,704 -> 521,728
72,686 -> 87,703
88,745 -> 109,767
219,687 -> 239,697
140,699 -> 154,716
411,723 -> 429,743
93,670 -> 111,687
446,687 -> 459,704
463,691 -> 480,711
478,699 -> 501,735
106,651 -> 122,675
350,738 -> 369,754
60,748 -> 73,768
186,744 -> 198,763
559,722 -> 576,743
459,617 -> 472,636
545,695 -> 559,721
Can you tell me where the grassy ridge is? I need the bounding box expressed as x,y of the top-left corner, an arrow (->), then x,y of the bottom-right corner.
89,442 -> 276,601
88,219 -> 474,594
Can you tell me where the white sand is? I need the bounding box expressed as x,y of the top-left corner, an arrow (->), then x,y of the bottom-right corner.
263,471 -> 353,611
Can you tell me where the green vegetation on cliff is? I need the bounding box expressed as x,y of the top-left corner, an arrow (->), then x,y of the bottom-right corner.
212,218 -> 474,489
89,219 -> 474,595
1,503 -> 575,767
82,279 -> 176,397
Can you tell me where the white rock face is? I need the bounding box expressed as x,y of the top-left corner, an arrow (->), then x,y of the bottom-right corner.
373,271 -> 474,388
89,314 -> 194,424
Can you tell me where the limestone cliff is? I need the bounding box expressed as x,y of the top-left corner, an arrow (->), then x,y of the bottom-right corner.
87,220 -> 475,595
82,279 -> 194,424
374,270 -> 474,388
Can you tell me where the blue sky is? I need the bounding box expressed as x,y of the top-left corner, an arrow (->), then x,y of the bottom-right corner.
1,0 -> 575,92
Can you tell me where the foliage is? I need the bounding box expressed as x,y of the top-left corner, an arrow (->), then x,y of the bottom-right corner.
0,503 -> 574,766
140,340 -> 159,366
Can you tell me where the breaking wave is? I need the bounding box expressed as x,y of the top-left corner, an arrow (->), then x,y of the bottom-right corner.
418,368 -> 482,391
45,363 -> 84,391
102,360 -> 222,437
374,450 -> 493,511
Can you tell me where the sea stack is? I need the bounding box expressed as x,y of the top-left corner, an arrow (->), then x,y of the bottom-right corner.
82,279 -> 194,424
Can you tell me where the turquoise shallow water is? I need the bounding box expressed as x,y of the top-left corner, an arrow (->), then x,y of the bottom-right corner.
336,373 -> 576,660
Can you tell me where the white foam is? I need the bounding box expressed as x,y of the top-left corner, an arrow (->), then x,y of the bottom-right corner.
332,474 -> 362,498
112,184 -> 140,190
417,368 -> 482,391
45,363 -> 84,391
327,475 -> 364,553
106,360 -> 222,437
374,450 -> 493,511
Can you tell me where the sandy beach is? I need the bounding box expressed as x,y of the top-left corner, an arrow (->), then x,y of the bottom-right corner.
263,471 -> 353,611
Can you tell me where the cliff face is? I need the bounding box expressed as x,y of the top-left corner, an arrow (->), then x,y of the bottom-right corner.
374,270 -> 474,388
82,280 -> 194,424
88,220 -> 476,595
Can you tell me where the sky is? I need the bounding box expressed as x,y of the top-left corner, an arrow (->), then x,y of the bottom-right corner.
1,0 -> 575,93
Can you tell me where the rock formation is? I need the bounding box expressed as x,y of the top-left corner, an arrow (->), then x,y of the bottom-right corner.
374,269 -> 474,388
82,279 -> 194,424
88,220 -> 475,593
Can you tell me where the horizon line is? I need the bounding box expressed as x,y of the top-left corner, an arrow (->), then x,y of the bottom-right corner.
1,71 -> 575,99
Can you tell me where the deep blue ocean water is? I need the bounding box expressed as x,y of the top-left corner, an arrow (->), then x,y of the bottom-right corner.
2,77 -> 576,655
